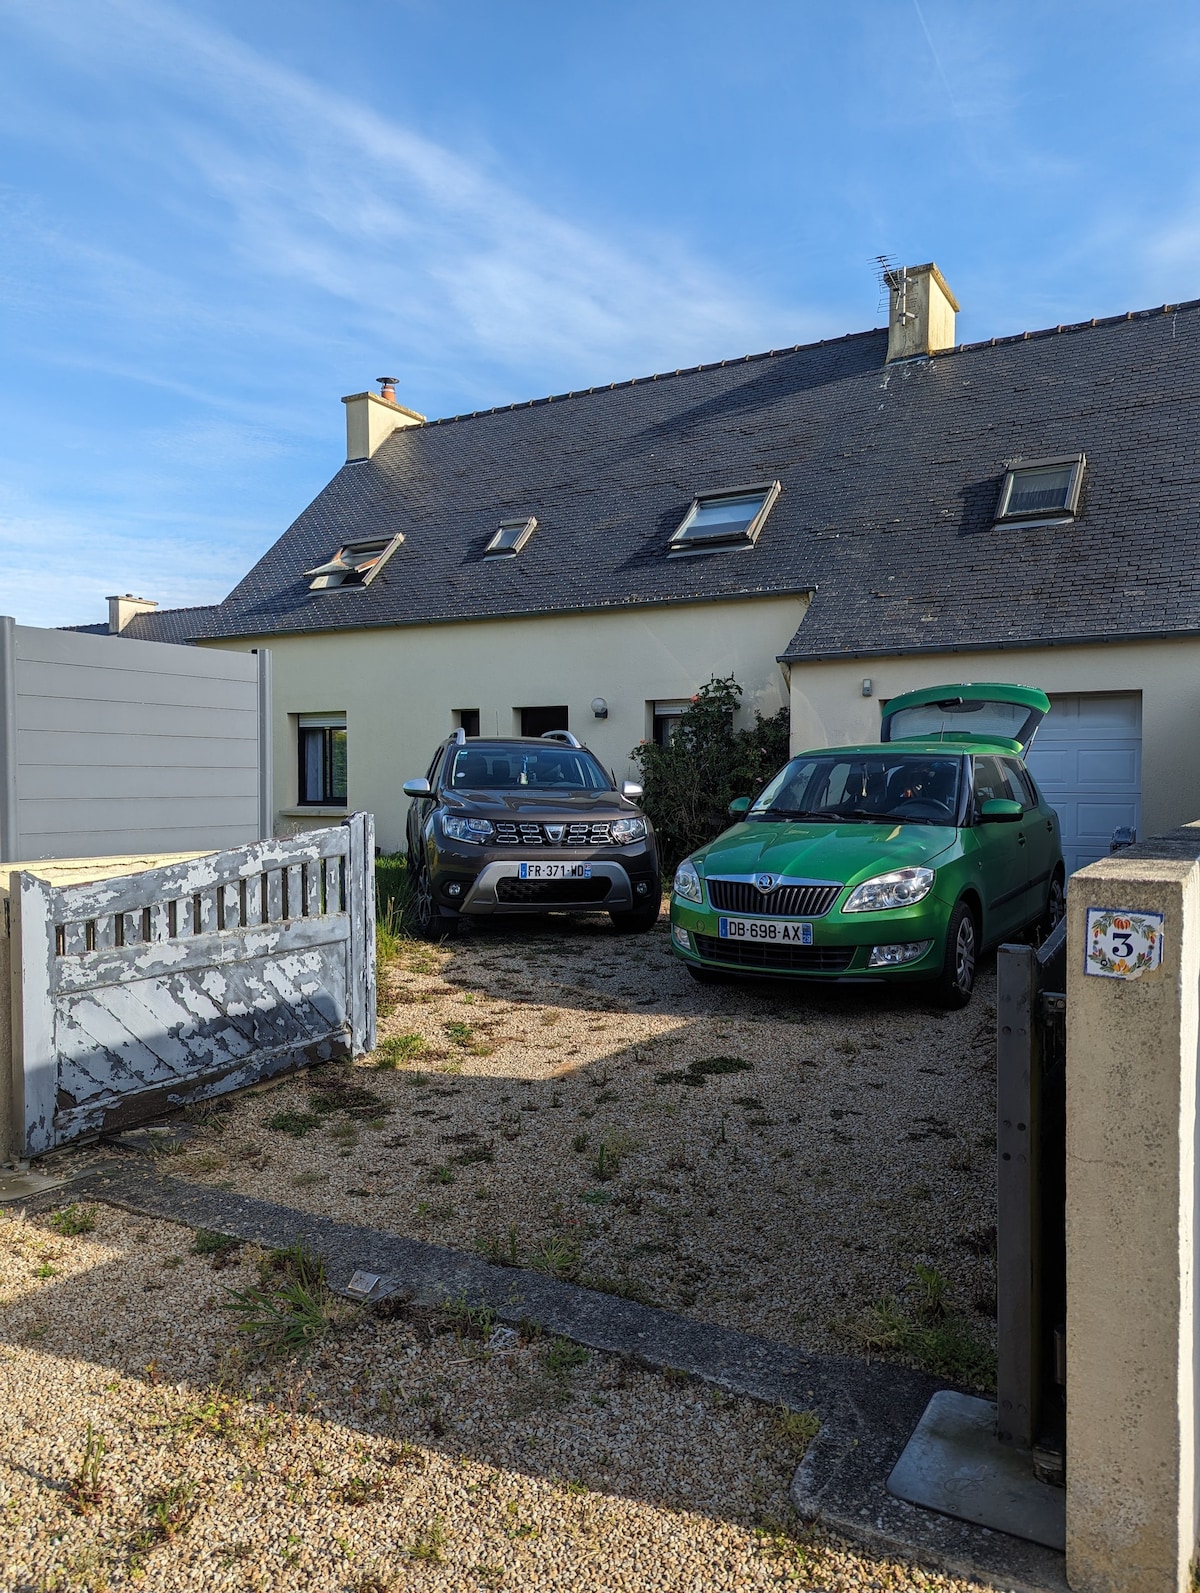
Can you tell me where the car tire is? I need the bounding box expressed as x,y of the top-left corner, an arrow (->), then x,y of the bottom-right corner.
1039,870 -> 1066,940
412,862 -> 459,941
935,901 -> 977,1009
608,898 -> 662,933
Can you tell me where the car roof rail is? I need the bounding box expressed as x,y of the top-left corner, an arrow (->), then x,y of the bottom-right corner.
449,727 -> 466,746
541,730 -> 582,748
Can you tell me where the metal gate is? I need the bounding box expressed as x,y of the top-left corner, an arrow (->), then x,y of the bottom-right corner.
8,814 -> 375,1156
996,919 -> 1067,1481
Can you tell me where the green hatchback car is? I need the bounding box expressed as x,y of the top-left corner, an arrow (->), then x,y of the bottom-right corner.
669,683 -> 1064,1007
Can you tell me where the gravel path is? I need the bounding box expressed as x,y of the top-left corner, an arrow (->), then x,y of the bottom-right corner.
139,913 -> 998,1368
0,1201 -> 979,1591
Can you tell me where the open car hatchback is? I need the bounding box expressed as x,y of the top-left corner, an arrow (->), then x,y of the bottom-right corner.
669,683 -> 1063,1007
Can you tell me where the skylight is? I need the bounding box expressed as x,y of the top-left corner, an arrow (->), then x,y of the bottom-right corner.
304,534 -> 404,591
484,517 -> 537,558
995,455 -> 1085,522
669,481 -> 781,554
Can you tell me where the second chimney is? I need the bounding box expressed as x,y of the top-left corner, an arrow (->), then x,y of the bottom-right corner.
341,376 -> 426,462
884,262 -> 959,362
107,594 -> 158,634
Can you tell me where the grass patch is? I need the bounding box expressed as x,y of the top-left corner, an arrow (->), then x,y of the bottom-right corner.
50,1203 -> 97,1237
309,1079 -> 389,1119
374,1032 -> 427,1069
773,1407 -> 821,1456
405,1519 -> 447,1564
67,1422 -> 107,1514
859,1264 -> 995,1386
267,1109 -> 323,1138
443,1020 -> 475,1048
224,1240 -> 334,1357
654,1055 -> 753,1087
191,1229 -> 242,1269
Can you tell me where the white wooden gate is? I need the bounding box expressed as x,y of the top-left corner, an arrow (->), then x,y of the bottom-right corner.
9,814 -> 375,1156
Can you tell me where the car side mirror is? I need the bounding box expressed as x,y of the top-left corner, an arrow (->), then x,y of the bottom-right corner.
979,798 -> 1023,823
402,777 -> 432,799
728,796 -> 751,817
621,781 -> 643,800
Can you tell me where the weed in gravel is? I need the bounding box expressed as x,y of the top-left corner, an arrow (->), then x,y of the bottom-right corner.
310,1082 -> 390,1119
291,1170 -> 329,1187
340,1474 -> 386,1506
267,1109 -> 323,1138
577,1270 -> 654,1305
147,1479 -> 196,1539
405,1071 -> 432,1087
544,1337 -> 590,1375
192,1229 -> 242,1269
452,1142 -> 494,1167
428,1164 -> 456,1184
773,1408 -> 821,1456
50,1203 -> 97,1236
225,1240 -> 333,1356
67,1422 -> 107,1514
528,1232 -> 583,1278
571,1131 -> 590,1153
171,1393 -> 243,1442
859,1264 -> 994,1386
405,1519 -> 447,1563
442,1295 -> 497,1344
443,1020 -> 474,1047
33,1262 -> 58,1278
374,1032 -> 427,1069
591,1142 -> 620,1181
654,1055 -> 753,1087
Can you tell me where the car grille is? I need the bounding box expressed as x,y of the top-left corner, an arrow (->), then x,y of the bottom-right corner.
495,877 -> 613,904
492,820 -> 617,847
693,934 -> 854,973
707,879 -> 841,917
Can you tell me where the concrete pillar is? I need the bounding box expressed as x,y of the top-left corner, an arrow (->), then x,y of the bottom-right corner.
1066,825 -> 1200,1591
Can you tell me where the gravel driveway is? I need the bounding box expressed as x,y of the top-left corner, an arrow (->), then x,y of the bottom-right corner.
148,912 -> 998,1368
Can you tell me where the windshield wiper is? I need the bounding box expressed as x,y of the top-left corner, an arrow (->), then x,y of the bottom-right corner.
754,807 -> 836,821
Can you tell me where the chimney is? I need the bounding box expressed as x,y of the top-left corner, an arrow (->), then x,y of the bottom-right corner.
884,262 -> 959,362
341,376 -> 426,462
107,594 -> 157,634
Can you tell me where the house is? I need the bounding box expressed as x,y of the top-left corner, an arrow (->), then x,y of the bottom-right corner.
104,263 -> 1200,871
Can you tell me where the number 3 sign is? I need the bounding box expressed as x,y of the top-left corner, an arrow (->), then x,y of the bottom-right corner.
1085,908 -> 1165,979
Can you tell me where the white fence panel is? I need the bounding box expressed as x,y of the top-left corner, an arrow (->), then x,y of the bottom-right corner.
10,815 -> 375,1155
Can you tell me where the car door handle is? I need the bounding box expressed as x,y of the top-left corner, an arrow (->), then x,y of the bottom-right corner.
1017,833 -> 1027,846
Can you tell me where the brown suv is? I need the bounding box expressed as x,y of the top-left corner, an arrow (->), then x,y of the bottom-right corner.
403,731 -> 661,938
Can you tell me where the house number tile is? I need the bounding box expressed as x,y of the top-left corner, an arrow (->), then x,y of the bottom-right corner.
1084,907 -> 1165,979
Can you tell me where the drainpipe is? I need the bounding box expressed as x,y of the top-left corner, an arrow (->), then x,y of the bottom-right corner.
0,617 -> 17,864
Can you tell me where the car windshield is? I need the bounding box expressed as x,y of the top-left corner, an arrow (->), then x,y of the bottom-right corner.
750,753 -> 962,825
447,744 -> 612,792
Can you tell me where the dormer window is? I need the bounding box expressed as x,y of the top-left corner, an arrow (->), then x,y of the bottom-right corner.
995,455 -> 1085,523
669,481 -> 781,554
485,517 -> 537,558
304,533 -> 403,591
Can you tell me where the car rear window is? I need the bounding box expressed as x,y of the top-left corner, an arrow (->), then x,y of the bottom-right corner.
447,745 -> 612,791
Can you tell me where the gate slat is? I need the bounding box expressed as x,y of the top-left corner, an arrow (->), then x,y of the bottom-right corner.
265,870 -> 284,924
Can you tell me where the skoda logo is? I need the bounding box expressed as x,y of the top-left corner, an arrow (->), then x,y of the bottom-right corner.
755,873 -> 777,893
546,824 -> 565,843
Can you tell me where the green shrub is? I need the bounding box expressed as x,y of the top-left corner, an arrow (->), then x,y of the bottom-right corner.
630,676 -> 789,870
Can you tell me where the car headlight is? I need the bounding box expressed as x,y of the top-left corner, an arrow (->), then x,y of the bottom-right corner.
610,816 -> 647,845
442,815 -> 494,844
842,867 -> 935,913
673,859 -> 704,904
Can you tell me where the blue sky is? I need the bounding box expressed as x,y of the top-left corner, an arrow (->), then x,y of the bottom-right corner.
3,0 -> 1199,626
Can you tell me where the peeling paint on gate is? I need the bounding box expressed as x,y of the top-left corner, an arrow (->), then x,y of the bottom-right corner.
8,815 -> 375,1156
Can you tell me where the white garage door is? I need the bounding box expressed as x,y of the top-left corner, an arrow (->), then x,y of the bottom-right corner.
1024,693 -> 1142,877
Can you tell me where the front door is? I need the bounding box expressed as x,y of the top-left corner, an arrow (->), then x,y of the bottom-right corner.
970,756 -> 1033,940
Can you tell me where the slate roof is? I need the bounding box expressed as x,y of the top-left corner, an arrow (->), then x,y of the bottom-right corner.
122,298 -> 1200,662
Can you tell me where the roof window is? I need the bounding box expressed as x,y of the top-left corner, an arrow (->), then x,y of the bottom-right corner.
484,517 -> 537,558
995,455 -> 1085,523
304,533 -> 403,591
669,481 -> 781,554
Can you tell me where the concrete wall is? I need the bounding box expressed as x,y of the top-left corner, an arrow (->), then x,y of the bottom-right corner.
1,851 -> 205,1166
787,637 -> 1200,839
1065,824 -> 1200,1591
0,619 -> 271,862
203,594 -> 806,854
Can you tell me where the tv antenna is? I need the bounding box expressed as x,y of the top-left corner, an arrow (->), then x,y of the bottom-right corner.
873,254 -> 914,325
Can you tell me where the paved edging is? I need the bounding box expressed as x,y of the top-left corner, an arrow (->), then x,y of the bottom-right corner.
67,1160 -> 1067,1592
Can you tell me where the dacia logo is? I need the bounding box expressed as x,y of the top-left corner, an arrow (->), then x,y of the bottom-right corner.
755,873 -> 777,892
546,824 -> 565,843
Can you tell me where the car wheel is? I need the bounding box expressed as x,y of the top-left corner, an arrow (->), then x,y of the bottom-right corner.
608,899 -> 662,933
935,901 -> 977,1009
412,862 -> 458,941
1039,871 -> 1065,939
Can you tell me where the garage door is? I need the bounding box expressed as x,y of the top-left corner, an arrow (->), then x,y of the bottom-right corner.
1024,693 -> 1141,877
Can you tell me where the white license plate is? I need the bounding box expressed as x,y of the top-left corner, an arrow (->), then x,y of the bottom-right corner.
518,862 -> 592,880
718,916 -> 813,944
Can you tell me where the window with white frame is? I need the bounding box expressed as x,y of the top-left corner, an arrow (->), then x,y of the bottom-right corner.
484,517 -> 537,557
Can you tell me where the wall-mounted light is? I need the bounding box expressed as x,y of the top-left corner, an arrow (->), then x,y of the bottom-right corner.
861,678 -> 873,698
590,697 -> 608,719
